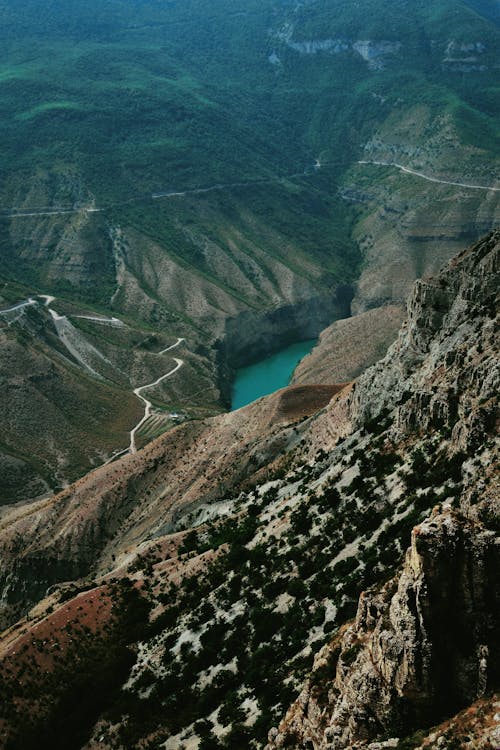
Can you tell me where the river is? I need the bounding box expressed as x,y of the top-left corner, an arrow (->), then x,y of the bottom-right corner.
231,339 -> 316,410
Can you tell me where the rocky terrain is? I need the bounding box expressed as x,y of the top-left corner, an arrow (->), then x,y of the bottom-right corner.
267,508 -> 499,750
348,113 -> 500,314
268,228 -> 500,748
1,3 -> 499,746
0,299 -> 142,502
0,229 -> 497,749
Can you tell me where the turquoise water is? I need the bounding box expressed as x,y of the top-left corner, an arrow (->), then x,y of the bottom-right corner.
231,339 -> 316,410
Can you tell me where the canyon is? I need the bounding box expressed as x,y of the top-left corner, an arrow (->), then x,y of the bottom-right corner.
1,0 -> 500,500
0,2 -> 499,746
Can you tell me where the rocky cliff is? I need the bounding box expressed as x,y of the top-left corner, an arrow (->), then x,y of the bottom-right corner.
304,229 -> 499,456
266,230 -> 500,748
266,508 -> 499,750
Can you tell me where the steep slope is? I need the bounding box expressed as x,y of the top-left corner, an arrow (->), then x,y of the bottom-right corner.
0,300 -> 143,501
0,232 -> 497,749
0,380 -> 342,629
266,508 -> 499,750
268,229 -> 500,747
291,305 -> 406,386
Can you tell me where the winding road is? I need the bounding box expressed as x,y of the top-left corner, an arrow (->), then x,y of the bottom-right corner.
0,298 -> 36,315
357,160 -> 500,192
73,314 -> 126,328
0,293 -> 186,461
158,337 -> 185,355
2,157 -> 498,221
47,302 -> 186,456
39,295 -> 56,306
129,355 -> 184,454
0,160 -> 320,219
0,298 -> 37,326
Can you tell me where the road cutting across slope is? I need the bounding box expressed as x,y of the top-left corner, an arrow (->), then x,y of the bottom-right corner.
129,357 -> 184,454
357,160 -> 500,192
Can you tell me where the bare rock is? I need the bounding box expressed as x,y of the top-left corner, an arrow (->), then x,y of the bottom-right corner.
267,510 -> 499,749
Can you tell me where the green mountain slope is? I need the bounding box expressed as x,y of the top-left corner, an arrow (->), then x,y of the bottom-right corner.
1,0 -> 499,191
1,0 -> 499,288
1,0 -> 498,308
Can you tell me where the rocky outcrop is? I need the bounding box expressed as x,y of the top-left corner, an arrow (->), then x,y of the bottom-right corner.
355,230 -> 499,442
286,39 -> 350,55
267,230 -> 500,748
443,40 -> 488,71
305,229 -> 499,457
352,40 -> 402,70
283,36 -> 402,70
221,286 -> 353,370
266,509 -> 499,749
413,694 -> 500,749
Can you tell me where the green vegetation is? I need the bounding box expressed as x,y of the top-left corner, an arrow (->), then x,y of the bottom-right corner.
0,6 -> 497,744
84,424 -> 452,748
0,582 -> 151,750
1,0 -> 498,362
1,0 -> 499,296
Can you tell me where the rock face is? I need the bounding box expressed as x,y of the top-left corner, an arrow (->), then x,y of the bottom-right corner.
360,231 -> 498,446
266,509 -> 499,749
282,35 -> 402,70
305,230 -> 499,457
266,231 -> 500,748
221,287 -> 353,370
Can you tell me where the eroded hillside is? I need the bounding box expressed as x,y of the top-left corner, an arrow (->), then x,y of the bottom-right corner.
0,231 -> 497,749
